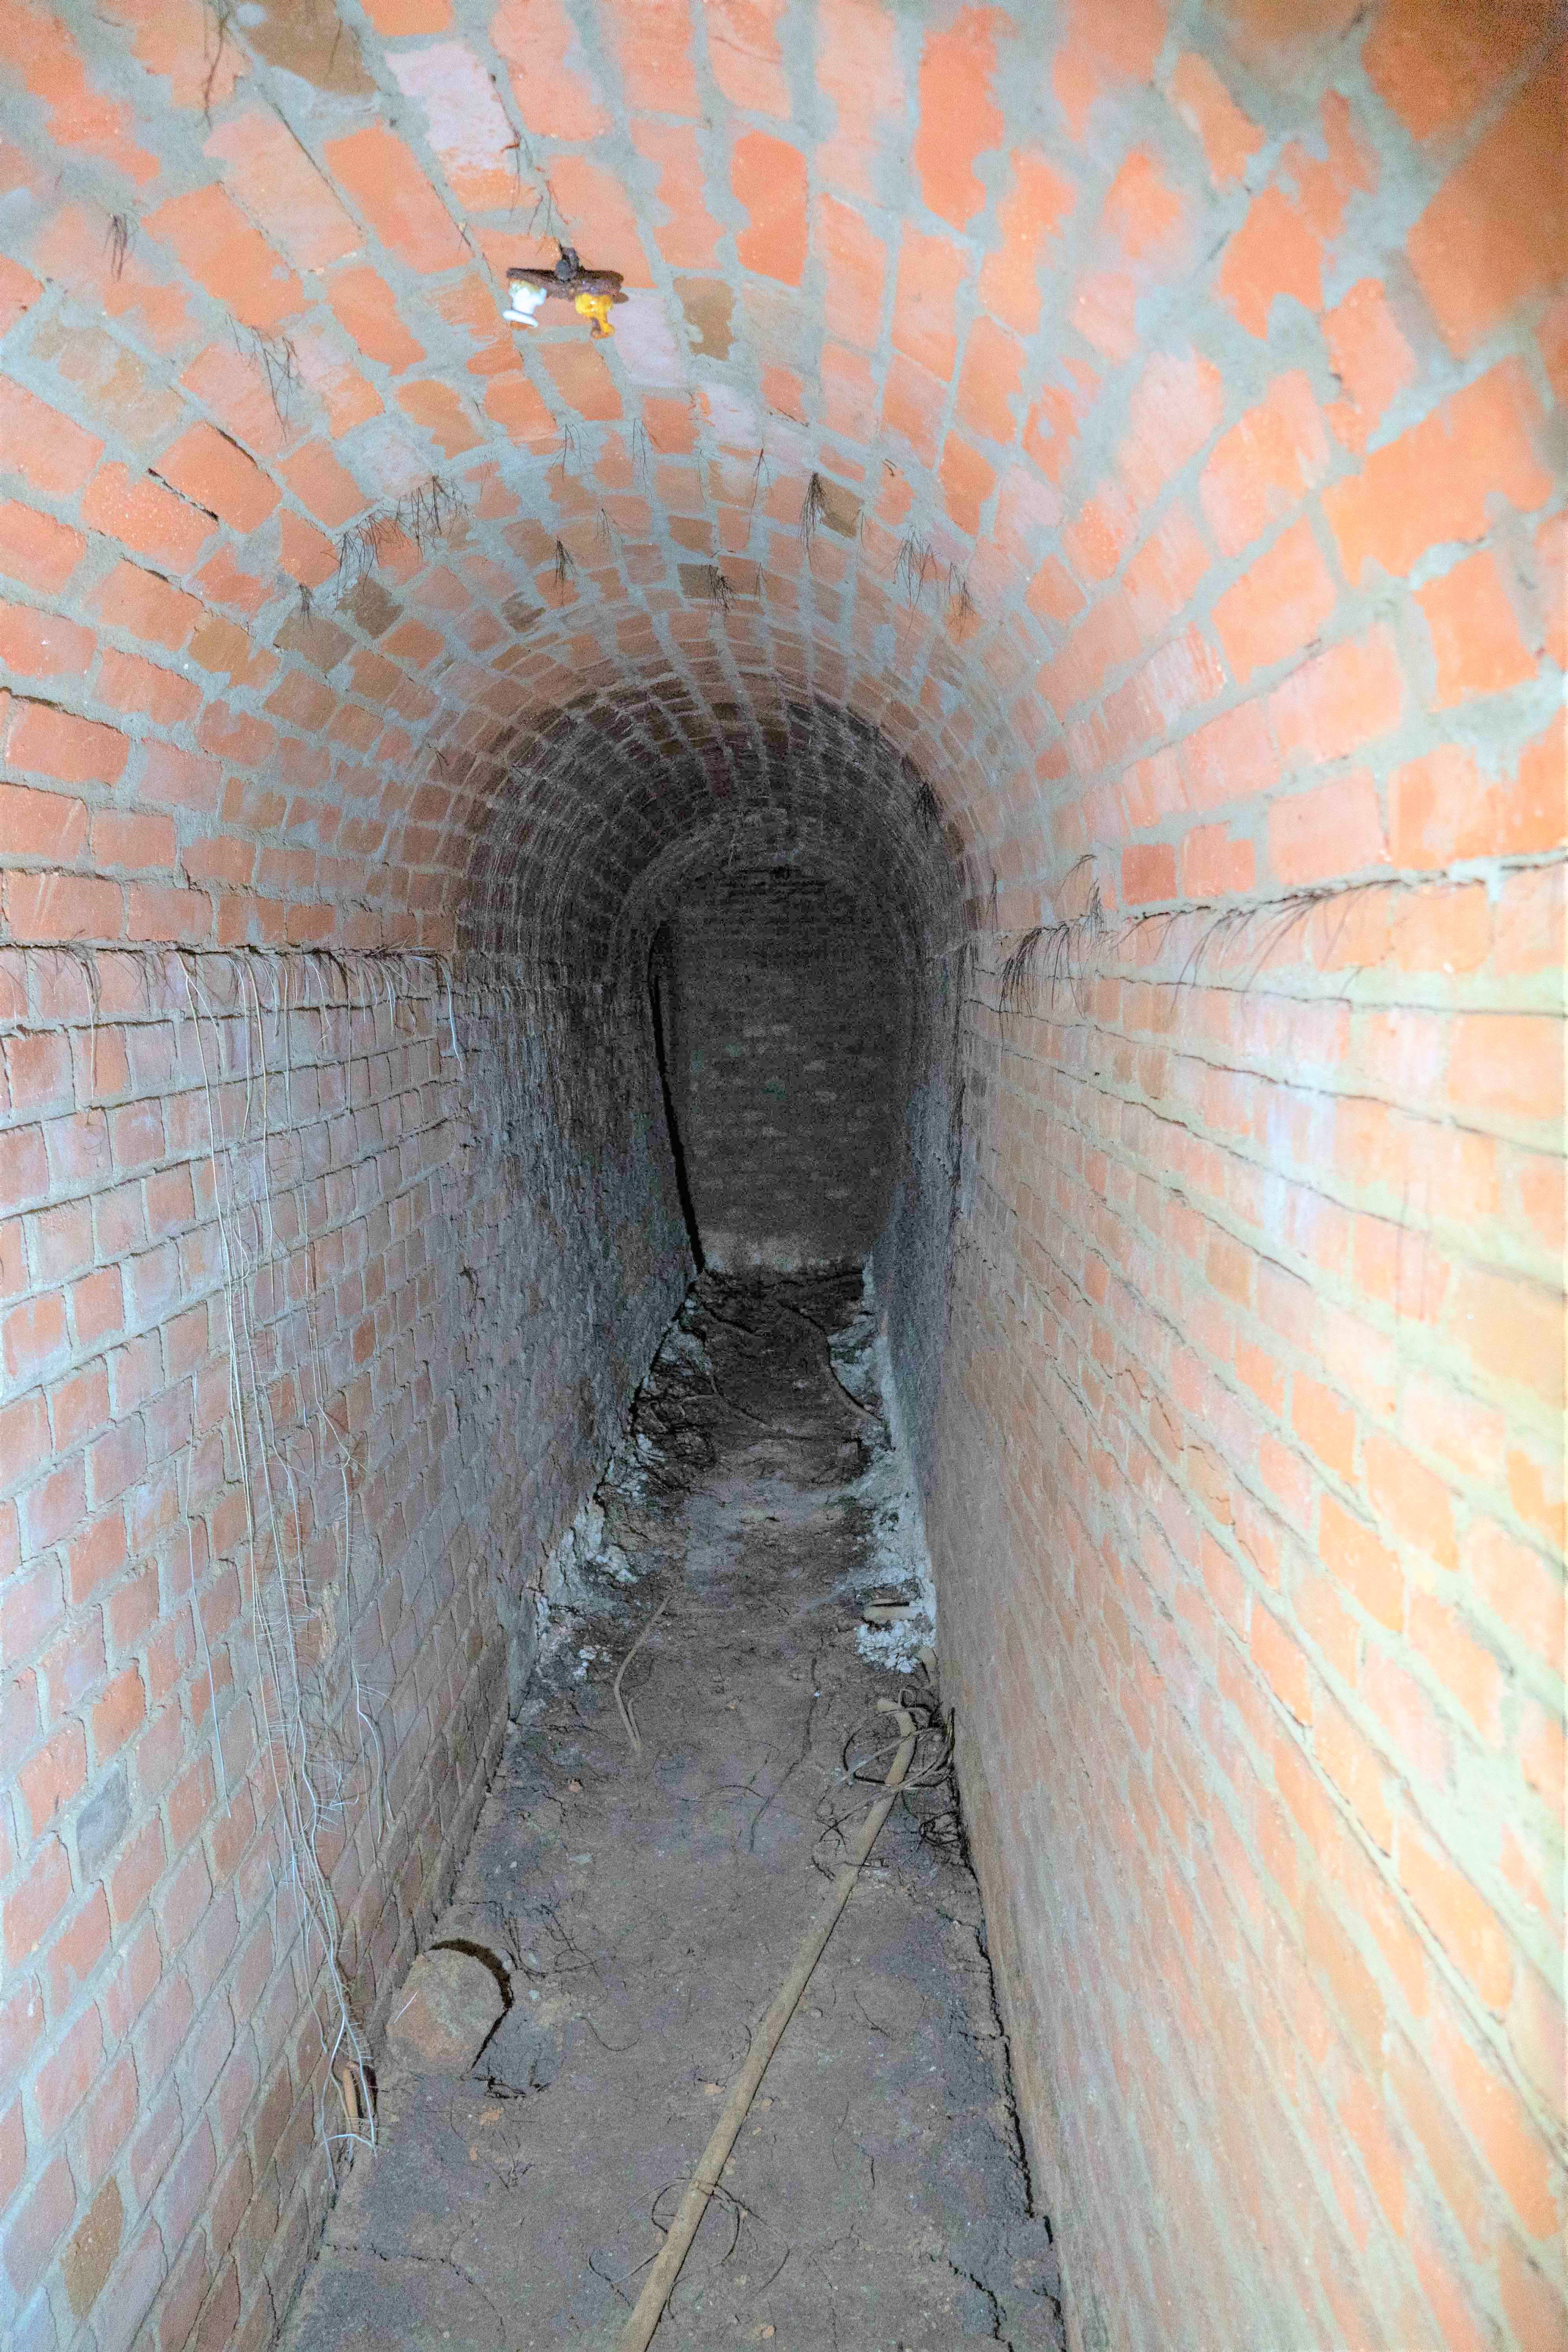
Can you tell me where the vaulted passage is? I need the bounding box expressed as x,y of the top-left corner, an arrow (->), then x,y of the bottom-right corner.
0,6 -> 1562,2351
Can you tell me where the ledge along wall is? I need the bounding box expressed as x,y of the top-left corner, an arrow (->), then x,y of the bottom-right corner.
0,6 -> 1563,2352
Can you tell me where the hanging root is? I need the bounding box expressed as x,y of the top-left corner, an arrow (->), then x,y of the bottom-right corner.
894,531 -> 934,611
335,476 -> 468,599
799,470 -> 827,562
612,1589 -> 673,1755
998,877 -> 1108,1033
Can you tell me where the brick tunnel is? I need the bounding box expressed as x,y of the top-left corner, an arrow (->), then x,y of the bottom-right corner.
0,3 -> 1563,2348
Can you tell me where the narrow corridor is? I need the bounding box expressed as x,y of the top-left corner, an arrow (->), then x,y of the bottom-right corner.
281,1273 -> 1062,2352
2,8 -> 1560,2347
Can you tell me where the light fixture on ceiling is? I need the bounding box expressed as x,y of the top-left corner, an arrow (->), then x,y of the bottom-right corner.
505,245 -> 628,339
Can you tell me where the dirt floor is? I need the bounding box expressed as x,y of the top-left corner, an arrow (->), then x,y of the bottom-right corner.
280,1270 -> 1065,2351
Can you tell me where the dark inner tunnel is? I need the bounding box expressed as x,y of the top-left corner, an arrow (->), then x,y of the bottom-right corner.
459,687 -> 972,1468
656,868 -> 909,1272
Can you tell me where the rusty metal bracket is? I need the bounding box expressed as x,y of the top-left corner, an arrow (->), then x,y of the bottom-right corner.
505,245 -> 627,337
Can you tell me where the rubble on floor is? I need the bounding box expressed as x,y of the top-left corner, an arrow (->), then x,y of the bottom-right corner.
281,1269 -> 1064,2352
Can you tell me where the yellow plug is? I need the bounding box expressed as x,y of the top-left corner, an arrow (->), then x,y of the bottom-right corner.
574,290 -> 616,339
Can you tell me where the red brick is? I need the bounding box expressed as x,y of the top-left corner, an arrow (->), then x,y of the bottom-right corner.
2,1291 -> 68,1380
1500,2236 -> 1568,2350
1409,1591 -> 1502,1742
152,424 -> 279,535
0,2096 -> 21,2207
632,118 -> 720,268
81,461 -> 218,571
91,809 -> 178,872
609,0 -> 702,115
34,1999 -> 101,2135
732,130 -> 809,286
1314,1693 -> 1392,1850
536,341 -> 621,426
0,1391 -> 50,1485
204,106 -> 364,273
1322,277 -> 1418,453
277,440 -> 367,529
1463,1517 -> 1562,1675
1121,503 -> 1207,635
938,433 -> 995,537
91,1666 -> 146,1763
0,378 -> 103,498
109,1816 -> 165,1926
16,1722 -> 87,1837
45,1885 -> 111,2012
1417,547 -> 1535,708
0,499 -> 88,594
1407,57 -> 1567,356
1218,186 -> 1321,337
2,2149 -> 75,2297
1269,769 -> 1388,887
6,699 -> 128,786
1251,1607 -> 1314,1724
1322,360 -> 1552,583
1363,0 -> 1556,141
1268,626 -> 1405,764
0,599 -> 94,680
483,368 -> 556,447
1320,1494 -> 1404,1630
1169,51 -> 1263,185
892,224 -> 968,378
77,2048 -> 137,2184
4,1834 -> 72,1966
1177,700 -> 1275,814
21,1454 -> 92,1562
1448,1263 -> 1563,1405
0,253 -> 40,336
1395,740 -> 1544,867
91,559 -> 204,651
0,777 -> 89,859
1336,2070 -> 1407,2235
980,152 -> 1075,338
1402,1827 -> 1513,2013
324,125 -> 468,274
1122,841 -> 1176,905
6,871 -> 123,943
1305,1885 -> 1386,2066
814,196 -> 887,358
1211,519 -> 1337,683
71,1269 -> 124,1353
914,8 -> 1004,230
1199,373 -> 1331,558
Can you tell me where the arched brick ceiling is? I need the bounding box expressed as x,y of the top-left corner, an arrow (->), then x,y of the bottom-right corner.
460,689 -> 965,979
0,0 -> 1559,954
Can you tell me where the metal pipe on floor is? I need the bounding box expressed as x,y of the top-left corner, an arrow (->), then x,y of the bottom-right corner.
613,1701 -> 920,2352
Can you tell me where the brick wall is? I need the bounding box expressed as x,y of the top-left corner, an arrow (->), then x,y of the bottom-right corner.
0,947 -> 687,2350
0,4 -> 1562,2349
662,872 -> 906,1269
933,861 -> 1563,2349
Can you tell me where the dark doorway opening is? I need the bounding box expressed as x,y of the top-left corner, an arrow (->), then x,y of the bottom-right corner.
649,872 -> 906,1273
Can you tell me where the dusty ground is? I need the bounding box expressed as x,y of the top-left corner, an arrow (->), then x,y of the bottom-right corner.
281,1271 -> 1064,2352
